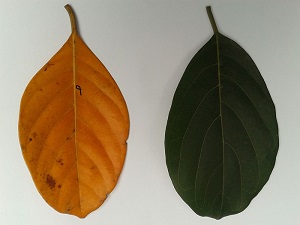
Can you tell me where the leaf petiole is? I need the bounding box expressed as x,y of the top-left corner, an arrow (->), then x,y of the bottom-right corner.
206,6 -> 219,34
65,4 -> 77,34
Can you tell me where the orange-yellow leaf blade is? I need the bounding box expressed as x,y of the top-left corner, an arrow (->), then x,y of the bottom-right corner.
19,5 -> 129,218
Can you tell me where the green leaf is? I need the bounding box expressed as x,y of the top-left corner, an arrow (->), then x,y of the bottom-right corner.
165,6 -> 279,219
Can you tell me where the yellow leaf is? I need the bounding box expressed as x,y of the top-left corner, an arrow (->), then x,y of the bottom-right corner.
18,4 -> 129,218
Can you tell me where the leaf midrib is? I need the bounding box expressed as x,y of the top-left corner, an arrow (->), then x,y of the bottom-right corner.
71,32 -> 83,213
206,7 -> 226,215
215,31 -> 226,217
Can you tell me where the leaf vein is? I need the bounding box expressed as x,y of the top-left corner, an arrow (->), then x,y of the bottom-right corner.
177,86 -> 219,190
221,101 -> 260,189
35,106 -> 74,172
76,117 -> 117,176
167,63 -> 218,148
220,73 -> 276,145
26,84 -> 73,143
77,71 -> 127,125
219,52 -> 269,99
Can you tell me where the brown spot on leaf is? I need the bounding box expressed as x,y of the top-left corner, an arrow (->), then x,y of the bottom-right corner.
29,132 -> 37,142
46,174 -> 56,189
58,184 -> 62,188
44,63 -> 54,71
57,158 -> 64,165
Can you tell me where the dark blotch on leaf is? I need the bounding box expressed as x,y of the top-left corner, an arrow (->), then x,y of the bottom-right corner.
46,174 -> 56,189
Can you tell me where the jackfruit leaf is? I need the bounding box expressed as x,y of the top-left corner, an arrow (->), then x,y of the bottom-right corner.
19,5 -> 129,218
165,6 -> 278,219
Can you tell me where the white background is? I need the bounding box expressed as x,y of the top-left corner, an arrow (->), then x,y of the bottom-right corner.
1,0 -> 299,224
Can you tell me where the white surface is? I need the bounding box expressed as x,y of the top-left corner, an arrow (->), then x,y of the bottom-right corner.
1,0 -> 299,224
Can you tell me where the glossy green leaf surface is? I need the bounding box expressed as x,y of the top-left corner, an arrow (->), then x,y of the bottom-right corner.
165,7 -> 279,219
